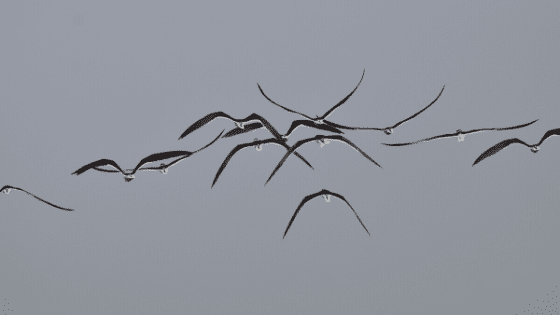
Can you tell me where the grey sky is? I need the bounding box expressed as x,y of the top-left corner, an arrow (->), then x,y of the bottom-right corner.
1,1 -> 559,314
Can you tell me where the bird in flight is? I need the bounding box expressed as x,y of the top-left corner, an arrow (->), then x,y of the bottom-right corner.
1,185 -> 74,211
472,128 -> 559,166
265,134 -> 382,186
222,119 -> 345,140
283,189 -> 370,238
178,112 -> 284,140
73,130 -> 224,181
382,119 -> 539,147
211,137 -> 314,188
324,85 -> 446,135
257,70 -> 365,128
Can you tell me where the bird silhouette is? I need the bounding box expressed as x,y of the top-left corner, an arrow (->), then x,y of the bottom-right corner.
283,189 -> 370,238
265,134 -> 381,186
324,85 -> 446,135
1,185 -> 73,211
211,137 -> 314,188
222,119 -> 344,140
257,69 -> 365,126
74,130 -> 224,181
382,119 -> 539,146
472,127 -> 559,166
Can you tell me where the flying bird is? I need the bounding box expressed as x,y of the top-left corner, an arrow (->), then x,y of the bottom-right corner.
178,112 -> 283,140
283,189 -> 370,238
265,134 -> 382,186
382,119 -> 539,147
222,119 -> 345,140
1,185 -> 74,211
324,85 -> 446,135
73,130 -> 224,181
257,69 -> 365,126
211,137 -> 314,188
472,128 -> 560,166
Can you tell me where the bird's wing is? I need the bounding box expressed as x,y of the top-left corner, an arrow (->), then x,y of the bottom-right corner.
131,150 -> 191,173
178,112 -> 234,140
92,167 -> 121,173
6,186 -> 73,211
72,159 -> 125,175
320,69 -> 366,119
222,122 -> 264,138
283,191 -> 325,238
390,85 -> 445,129
328,191 -> 370,236
212,138 -> 280,188
143,129 -> 225,171
472,138 -> 530,166
284,120 -> 344,138
326,135 -> 382,168
496,119 -> 539,131
192,129 -> 225,154
381,132 -> 458,146
265,135 -> 323,186
537,128 -> 560,146
257,83 -> 314,120
463,119 -> 540,134
245,113 -> 284,140
323,120 -> 385,131
135,166 -> 163,171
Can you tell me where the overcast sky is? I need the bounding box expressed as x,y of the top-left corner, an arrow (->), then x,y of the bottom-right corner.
1,1 -> 559,314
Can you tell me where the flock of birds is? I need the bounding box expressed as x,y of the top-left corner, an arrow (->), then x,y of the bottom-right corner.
3,69 -> 558,237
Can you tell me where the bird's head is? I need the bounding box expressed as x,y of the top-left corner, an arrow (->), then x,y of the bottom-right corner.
384,128 -> 393,135
531,145 -> 540,153
2,188 -> 11,194
322,194 -> 331,202
235,122 -> 244,129
456,129 -> 463,134
160,164 -> 168,174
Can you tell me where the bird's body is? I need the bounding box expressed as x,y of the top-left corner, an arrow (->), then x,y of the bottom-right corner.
265,134 -> 381,186
1,185 -> 74,211
75,130 -> 224,181
382,119 -> 539,147
283,189 -> 369,238
472,128 -> 560,166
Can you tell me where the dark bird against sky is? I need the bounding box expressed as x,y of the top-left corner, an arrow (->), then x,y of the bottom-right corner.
1,185 -> 74,211
472,127 -> 559,166
211,137 -> 314,188
74,130 -> 224,181
324,85 -> 446,135
222,119 -> 345,140
382,119 -> 539,147
257,69 -> 365,126
265,134 -> 382,186
283,189 -> 370,238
